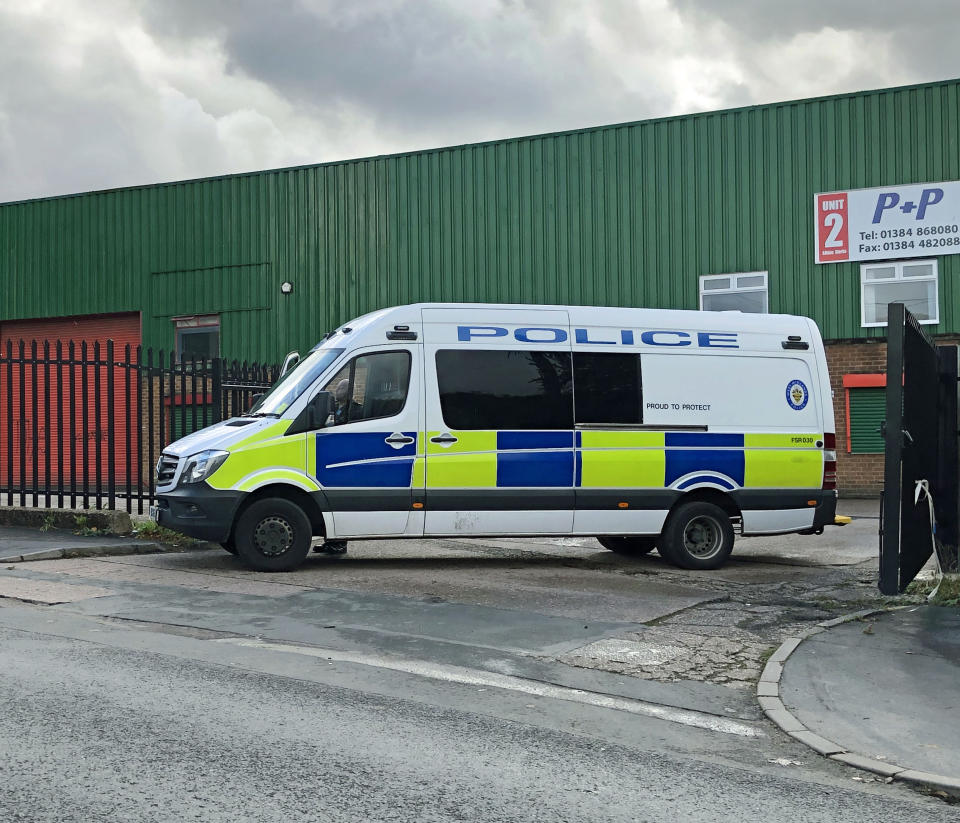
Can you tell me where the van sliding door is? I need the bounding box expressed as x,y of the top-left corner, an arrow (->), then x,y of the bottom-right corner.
421,308 -> 574,536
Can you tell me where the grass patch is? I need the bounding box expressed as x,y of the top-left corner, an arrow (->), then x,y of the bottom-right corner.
757,645 -> 777,667
905,574 -> 960,607
810,597 -> 848,611
73,514 -> 105,536
133,520 -> 200,548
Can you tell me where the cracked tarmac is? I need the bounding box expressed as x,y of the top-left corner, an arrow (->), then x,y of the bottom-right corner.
0,499 -> 905,696
550,523 -> 892,689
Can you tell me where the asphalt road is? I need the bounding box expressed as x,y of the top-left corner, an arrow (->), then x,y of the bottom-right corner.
4,502 -> 953,821
0,600 -> 954,823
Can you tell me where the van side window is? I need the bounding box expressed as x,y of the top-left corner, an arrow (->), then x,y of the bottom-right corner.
322,351 -> 411,426
573,352 -> 643,425
435,350 -> 573,430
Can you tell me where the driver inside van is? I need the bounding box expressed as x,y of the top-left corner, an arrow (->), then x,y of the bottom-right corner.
332,378 -> 351,425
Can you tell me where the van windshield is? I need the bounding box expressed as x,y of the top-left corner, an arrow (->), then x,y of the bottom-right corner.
247,347 -> 345,417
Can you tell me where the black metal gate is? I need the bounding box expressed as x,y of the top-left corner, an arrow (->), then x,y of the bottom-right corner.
879,303 -> 959,594
0,339 -> 278,514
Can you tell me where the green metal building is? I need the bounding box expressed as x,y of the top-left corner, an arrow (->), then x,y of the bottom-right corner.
2,77 -> 959,492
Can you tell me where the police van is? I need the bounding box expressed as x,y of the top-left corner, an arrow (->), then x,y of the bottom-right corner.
153,303 -> 839,571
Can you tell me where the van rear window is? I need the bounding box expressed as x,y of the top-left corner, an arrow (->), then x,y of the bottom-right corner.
435,350 -> 573,430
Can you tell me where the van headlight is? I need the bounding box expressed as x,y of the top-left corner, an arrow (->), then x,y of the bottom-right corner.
179,450 -> 229,485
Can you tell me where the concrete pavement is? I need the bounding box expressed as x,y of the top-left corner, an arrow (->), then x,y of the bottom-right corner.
0,525 -> 163,562
760,604 -> 960,795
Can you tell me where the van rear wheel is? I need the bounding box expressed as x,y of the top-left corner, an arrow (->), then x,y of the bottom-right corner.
597,536 -> 657,556
235,498 -> 312,572
658,501 -> 734,570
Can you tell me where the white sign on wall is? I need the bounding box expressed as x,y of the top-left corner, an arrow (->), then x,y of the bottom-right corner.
814,180 -> 960,264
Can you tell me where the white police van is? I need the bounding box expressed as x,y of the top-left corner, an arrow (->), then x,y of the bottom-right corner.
154,303 -> 839,571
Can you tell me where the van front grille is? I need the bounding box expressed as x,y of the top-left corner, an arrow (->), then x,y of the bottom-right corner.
156,454 -> 179,486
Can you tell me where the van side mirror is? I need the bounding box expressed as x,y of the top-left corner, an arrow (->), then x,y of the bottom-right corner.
307,391 -> 334,430
248,393 -> 264,411
280,350 -> 300,377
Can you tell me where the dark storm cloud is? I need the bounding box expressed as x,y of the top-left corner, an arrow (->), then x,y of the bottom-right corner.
138,0 -> 670,136
2,0 -> 958,202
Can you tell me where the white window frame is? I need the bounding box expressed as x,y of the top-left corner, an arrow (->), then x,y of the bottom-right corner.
860,259 -> 939,328
699,271 -> 768,313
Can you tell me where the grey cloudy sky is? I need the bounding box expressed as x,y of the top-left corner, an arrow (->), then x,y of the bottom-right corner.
1,0 -> 958,202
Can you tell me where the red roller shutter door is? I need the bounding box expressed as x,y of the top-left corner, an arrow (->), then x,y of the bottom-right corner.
0,313 -> 141,489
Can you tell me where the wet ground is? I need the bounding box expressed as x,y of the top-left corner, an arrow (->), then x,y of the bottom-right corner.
0,499 -> 889,695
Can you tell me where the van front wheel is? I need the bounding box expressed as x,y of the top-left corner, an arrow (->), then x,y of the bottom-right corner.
597,536 -> 657,556
659,501 -> 734,570
235,498 -> 312,572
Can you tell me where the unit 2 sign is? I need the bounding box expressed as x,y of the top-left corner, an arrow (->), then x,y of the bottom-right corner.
815,180 -> 960,264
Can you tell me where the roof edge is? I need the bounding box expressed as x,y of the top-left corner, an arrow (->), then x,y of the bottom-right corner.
3,76 -> 958,209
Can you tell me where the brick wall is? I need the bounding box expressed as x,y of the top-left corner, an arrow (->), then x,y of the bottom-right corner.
824,335 -> 960,496
824,341 -> 887,496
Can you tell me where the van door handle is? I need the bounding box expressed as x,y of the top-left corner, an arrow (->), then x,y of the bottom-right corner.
385,433 -> 415,447
430,433 -> 458,445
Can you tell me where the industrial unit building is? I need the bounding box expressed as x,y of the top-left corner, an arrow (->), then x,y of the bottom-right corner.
2,78 -> 959,495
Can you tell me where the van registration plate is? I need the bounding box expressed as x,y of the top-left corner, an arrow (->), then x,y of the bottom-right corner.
149,505 -> 160,522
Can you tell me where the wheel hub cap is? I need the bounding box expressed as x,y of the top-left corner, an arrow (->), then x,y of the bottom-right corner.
683,516 -> 722,559
254,516 -> 294,557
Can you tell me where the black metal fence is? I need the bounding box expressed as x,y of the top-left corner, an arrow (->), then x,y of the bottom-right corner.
1,339 -> 278,513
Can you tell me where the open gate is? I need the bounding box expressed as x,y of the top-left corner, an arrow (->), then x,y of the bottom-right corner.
879,303 -> 959,594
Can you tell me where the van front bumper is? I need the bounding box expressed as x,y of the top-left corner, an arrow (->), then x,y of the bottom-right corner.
154,486 -> 245,543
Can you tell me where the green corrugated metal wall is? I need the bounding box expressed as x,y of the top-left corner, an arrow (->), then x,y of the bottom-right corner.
2,79 -> 959,362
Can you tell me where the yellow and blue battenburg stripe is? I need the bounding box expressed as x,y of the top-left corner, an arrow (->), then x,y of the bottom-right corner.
495,431 -> 573,487
663,432 -> 745,490
308,429 -> 823,494
314,431 -> 418,487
